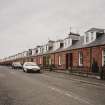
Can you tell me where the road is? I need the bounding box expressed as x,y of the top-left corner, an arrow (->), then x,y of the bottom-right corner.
0,66 -> 105,105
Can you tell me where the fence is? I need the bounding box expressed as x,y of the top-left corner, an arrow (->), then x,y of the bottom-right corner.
40,64 -> 105,79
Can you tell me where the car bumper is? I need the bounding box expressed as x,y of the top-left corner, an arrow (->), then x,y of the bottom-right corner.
27,69 -> 40,72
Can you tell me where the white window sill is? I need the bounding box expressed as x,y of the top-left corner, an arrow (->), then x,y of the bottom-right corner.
79,64 -> 83,66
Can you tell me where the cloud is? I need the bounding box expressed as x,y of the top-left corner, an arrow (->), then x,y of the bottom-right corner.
0,0 -> 105,58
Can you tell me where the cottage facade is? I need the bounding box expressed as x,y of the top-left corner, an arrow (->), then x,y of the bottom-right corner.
1,27 -> 105,74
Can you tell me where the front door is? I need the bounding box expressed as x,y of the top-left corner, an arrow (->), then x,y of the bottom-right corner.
66,54 -> 69,69
69,53 -> 73,67
66,53 -> 73,69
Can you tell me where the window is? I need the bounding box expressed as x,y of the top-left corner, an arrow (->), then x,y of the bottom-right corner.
79,51 -> 83,66
45,46 -> 47,50
86,34 -> 89,43
29,49 -> 32,56
40,48 -> 42,52
49,46 -> 52,50
49,58 -> 52,65
39,57 -> 42,64
58,56 -> 61,65
102,50 -> 105,66
36,50 -> 38,53
91,32 -> 94,40
60,43 -> 63,48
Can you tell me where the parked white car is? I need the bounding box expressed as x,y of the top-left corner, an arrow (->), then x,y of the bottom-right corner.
23,62 -> 41,73
12,62 -> 22,69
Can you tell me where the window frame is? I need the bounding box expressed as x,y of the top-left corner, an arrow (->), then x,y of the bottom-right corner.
86,33 -> 89,43
91,32 -> 94,41
58,56 -> 62,66
79,51 -> 83,66
39,57 -> 42,64
102,49 -> 105,66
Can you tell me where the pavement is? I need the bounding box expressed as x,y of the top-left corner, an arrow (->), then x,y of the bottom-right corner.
0,66 -> 105,105
44,70 -> 105,87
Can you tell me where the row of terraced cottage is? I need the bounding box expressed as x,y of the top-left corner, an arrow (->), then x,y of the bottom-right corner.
1,27 -> 105,74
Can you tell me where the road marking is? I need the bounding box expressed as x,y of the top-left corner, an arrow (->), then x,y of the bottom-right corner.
48,86 -> 93,105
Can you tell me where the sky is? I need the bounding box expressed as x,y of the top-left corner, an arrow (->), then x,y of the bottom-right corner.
0,0 -> 105,58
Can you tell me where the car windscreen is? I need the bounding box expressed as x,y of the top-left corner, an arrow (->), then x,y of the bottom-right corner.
13,62 -> 21,65
25,63 -> 37,66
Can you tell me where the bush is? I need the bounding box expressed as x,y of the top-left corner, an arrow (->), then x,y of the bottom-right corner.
49,64 -> 55,71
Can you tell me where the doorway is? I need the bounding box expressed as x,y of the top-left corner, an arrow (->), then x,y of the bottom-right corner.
66,53 -> 73,69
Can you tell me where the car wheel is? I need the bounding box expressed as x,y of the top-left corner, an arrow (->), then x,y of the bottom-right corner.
25,69 -> 28,73
23,69 -> 25,72
37,70 -> 41,73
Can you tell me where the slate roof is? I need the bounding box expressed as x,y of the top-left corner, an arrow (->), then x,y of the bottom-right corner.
86,28 -> 105,33
42,33 -> 105,54
42,47 -> 66,54
85,34 -> 105,47
67,34 -> 105,50
68,32 -> 80,36
53,47 -> 66,53
66,36 -> 84,50
36,31 -> 105,55
43,49 -> 54,55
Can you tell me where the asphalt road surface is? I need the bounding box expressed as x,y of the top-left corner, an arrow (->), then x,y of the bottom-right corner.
0,66 -> 105,105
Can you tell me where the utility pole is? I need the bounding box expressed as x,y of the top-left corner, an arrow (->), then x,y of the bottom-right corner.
70,26 -> 72,33
69,25 -> 72,36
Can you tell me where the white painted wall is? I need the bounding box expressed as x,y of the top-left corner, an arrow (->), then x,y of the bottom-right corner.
23,51 -> 28,57
53,41 -> 61,51
31,49 -> 36,56
84,31 -> 96,44
18,53 -> 22,58
37,47 -> 43,54
63,38 -> 72,48
43,44 -> 49,53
